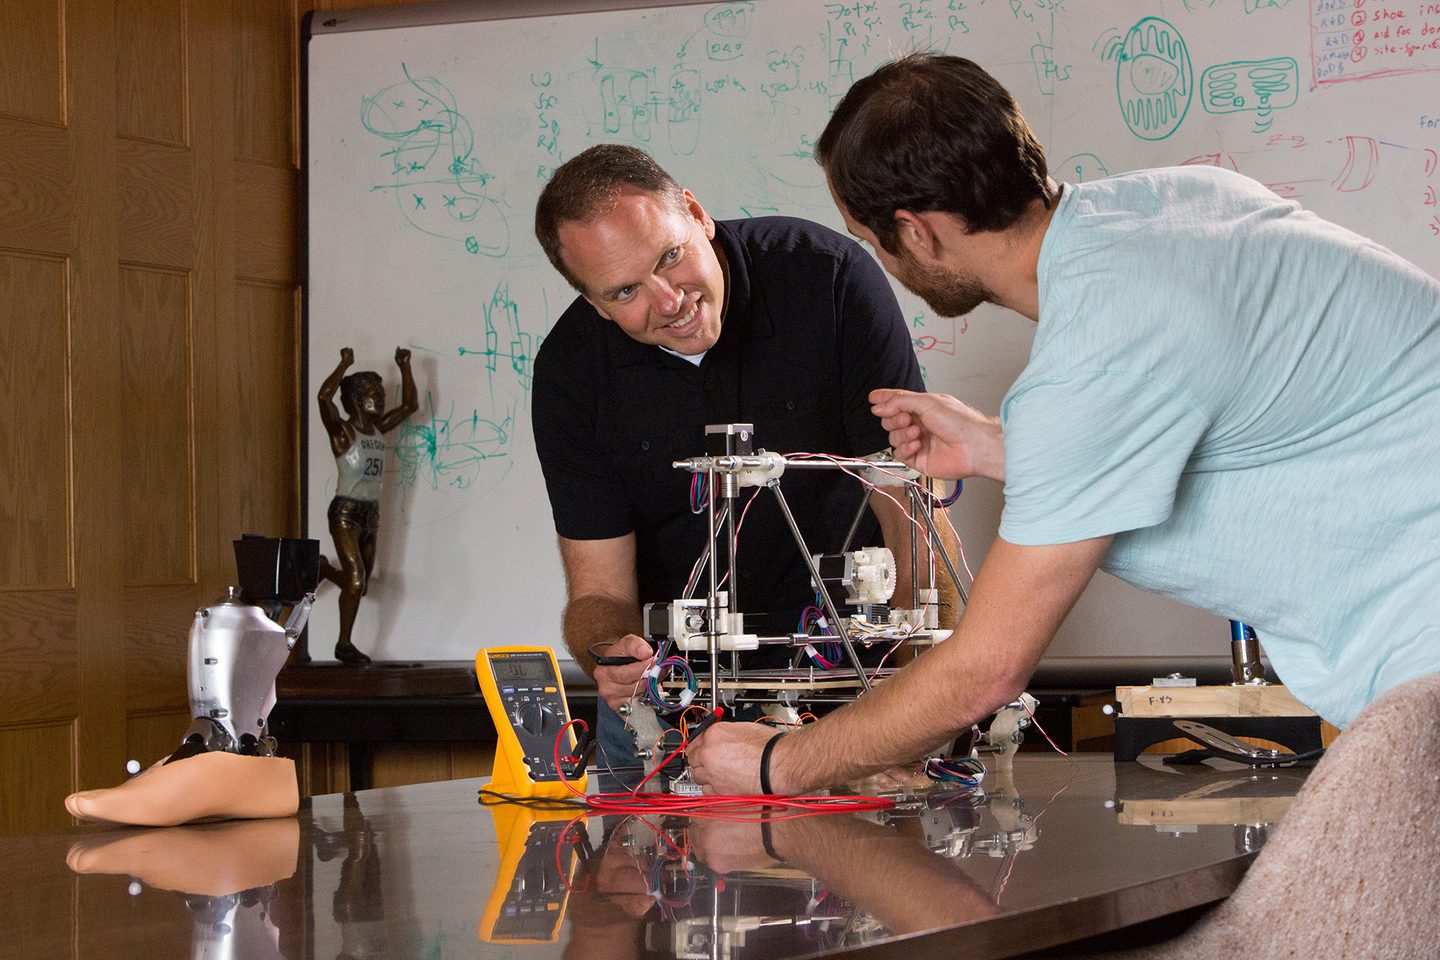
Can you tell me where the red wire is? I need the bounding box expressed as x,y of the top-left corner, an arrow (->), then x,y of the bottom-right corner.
549,718 -> 894,818
1020,699 -> 1070,758
554,812 -> 589,893
868,638 -> 907,682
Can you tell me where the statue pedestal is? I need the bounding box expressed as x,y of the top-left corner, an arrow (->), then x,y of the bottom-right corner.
277,660 -> 477,698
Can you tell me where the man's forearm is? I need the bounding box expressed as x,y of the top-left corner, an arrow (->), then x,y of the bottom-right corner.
562,593 -> 643,675
767,612 -> 1021,792
765,536 -> 1110,793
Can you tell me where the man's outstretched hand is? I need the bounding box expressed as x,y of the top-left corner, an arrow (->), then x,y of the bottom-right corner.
869,388 -> 1005,482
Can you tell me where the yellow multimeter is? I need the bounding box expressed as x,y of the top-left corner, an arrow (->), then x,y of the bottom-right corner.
476,645 -> 588,797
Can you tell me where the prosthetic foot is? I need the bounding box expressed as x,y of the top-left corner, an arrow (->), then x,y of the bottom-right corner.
65,584 -> 314,826
65,751 -> 299,826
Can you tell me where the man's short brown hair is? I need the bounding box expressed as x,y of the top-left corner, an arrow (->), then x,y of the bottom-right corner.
534,144 -> 688,293
817,53 -> 1055,254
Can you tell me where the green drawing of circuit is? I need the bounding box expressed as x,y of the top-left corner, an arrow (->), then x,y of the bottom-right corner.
1201,58 -> 1298,133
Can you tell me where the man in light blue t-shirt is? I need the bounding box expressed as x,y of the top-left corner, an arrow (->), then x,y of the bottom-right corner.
687,53 -> 1440,797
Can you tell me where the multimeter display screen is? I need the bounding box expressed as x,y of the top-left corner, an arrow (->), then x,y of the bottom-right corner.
491,657 -> 550,683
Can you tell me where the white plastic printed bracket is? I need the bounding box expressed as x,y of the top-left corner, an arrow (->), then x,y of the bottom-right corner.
850,547 -> 897,604
736,451 -> 786,487
719,632 -> 759,651
861,454 -> 919,487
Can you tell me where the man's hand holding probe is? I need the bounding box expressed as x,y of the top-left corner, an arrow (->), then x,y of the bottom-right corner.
558,533 -> 657,713
590,633 -> 657,713
685,718 -> 791,795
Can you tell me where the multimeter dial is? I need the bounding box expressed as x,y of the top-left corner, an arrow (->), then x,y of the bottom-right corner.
512,700 -> 559,736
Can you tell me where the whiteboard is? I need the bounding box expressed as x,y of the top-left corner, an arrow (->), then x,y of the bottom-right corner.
303,0 -> 1440,669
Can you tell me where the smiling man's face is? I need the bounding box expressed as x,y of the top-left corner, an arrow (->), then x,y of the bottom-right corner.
559,187 -> 727,355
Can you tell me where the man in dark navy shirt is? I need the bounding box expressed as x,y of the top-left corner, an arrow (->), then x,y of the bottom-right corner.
531,144 -> 950,758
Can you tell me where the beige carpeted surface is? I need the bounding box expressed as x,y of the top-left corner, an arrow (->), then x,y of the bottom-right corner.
1073,671 -> 1440,960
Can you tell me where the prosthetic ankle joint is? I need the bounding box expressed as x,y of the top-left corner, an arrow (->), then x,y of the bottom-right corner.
177,587 -> 315,759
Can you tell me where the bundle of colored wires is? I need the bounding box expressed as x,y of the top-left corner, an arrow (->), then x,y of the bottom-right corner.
922,755 -> 986,787
936,479 -> 963,507
689,472 -> 709,513
798,602 -> 843,669
850,618 -> 912,642
804,644 -> 839,670
798,603 -> 828,635
645,656 -> 698,712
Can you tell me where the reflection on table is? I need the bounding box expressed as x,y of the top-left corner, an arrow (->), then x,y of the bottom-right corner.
0,754 -> 1310,960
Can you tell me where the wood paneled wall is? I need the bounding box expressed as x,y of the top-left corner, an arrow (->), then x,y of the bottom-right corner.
0,0 -> 463,834
0,0 -> 318,834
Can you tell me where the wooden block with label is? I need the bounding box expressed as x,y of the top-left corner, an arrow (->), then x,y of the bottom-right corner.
1116,684 -> 1316,718
1111,684 -> 1335,760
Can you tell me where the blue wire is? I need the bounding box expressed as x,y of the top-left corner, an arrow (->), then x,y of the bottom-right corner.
923,756 -> 986,787
647,656 -> 697,713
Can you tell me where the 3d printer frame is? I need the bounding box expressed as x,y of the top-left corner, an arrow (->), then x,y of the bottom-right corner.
617,423 -> 974,773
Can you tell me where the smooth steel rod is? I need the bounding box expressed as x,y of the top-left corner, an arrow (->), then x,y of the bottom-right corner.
706,468 -> 721,709
919,497 -> 971,607
768,480 -> 872,693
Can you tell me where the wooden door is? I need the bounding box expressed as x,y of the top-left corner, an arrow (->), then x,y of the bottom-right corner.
0,0 -> 304,835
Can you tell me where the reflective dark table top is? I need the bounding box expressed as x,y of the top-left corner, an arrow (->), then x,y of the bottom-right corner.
1,755 -> 1310,960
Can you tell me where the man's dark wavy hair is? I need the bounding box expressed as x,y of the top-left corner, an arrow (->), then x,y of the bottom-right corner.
817,53 -> 1056,253
534,144 -> 687,294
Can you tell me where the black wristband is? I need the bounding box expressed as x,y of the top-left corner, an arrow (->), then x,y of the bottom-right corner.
759,732 -> 786,796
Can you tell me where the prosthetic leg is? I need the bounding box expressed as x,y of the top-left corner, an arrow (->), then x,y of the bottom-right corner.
65,582 -> 315,827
